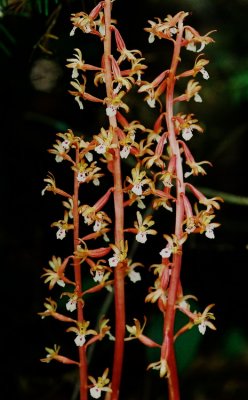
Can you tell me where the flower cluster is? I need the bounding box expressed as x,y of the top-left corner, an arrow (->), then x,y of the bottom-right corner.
40,3 -> 220,400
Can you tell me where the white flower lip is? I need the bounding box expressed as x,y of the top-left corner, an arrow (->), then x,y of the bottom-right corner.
74,334 -> 86,347
56,228 -> 66,240
90,386 -> 101,399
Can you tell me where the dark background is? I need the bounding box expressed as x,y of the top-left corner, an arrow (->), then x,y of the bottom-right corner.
1,0 -> 248,399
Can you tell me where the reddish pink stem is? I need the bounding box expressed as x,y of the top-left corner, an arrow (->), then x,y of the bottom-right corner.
162,17 -> 186,400
103,1 -> 125,399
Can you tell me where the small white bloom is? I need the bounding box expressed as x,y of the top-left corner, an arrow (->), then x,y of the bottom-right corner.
95,144 -> 106,154
85,152 -> 93,162
178,300 -> 190,310
159,246 -> 172,258
93,220 -> 102,232
56,228 -> 66,240
74,334 -> 86,347
186,42 -> 197,52
106,105 -> 117,117
72,68 -> 79,79
57,279 -> 65,288
136,231 -> 147,244
90,386 -> 101,399
70,26 -> 77,36
205,225 -> 215,239
184,171 -> 192,179
132,183 -> 143,196
66,298 -> 77,312
198,321 -> 206,335
169,27 -> 177,35
103,233 -> 110,242
108,255 -> 119,267
182,127 -> 193,141
77,171 -> 87,182
75,96 -> 84,109
194,93 -> 203,103
136,72 -> 142,84
185,29 -> 196,52
148,33 -> 155,43
84,215 -> 93,225
61,139 -> 70,150
93,270 -> 104,283
55,154 -> 63,163
113,82 -> 122,95
84,23 -> 92,33
200,68 -> 209,80
128,270 -> 141,283
120,145 -> 130,159
93,178 -> 100,186
147,97 -> 156,108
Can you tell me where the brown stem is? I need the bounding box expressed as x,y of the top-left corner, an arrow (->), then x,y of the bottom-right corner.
73,144 -> 88,400
103,1 -> 125,399
162,17 -> 186,400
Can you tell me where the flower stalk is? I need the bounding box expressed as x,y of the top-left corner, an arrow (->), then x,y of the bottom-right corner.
103,1 -> 126,399
73,143 -> 88,399
162,15 -> 186,398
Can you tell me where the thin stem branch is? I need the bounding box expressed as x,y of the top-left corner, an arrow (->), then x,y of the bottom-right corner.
73,144 -> 88,400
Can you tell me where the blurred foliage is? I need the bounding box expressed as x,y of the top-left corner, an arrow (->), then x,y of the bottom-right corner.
229,68 -> 248,103
0,19 -> 15,55
0,0 -> 59,16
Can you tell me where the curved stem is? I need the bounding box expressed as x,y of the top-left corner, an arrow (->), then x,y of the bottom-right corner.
104,1 -> 125,399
